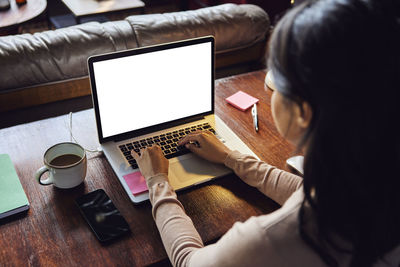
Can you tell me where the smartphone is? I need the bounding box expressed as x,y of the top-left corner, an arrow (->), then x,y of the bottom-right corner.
75,189 -> 130,243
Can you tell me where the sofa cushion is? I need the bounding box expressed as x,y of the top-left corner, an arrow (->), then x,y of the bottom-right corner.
0,20 -> 136,92
128,4 -> 269,53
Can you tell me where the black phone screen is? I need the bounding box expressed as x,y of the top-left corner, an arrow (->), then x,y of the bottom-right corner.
75,189 -> 130,242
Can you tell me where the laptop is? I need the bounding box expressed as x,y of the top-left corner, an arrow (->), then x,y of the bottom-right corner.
88,36 -> 258,203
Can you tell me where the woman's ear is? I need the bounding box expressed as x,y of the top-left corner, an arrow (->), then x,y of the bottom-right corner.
295,101 -> 312,129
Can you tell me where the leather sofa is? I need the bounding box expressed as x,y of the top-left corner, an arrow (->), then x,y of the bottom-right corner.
0,4 -> 270,121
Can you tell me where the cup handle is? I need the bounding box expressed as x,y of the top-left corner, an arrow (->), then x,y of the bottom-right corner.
35,166 -> 53,186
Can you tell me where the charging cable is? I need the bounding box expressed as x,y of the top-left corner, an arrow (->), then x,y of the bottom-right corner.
68,112 -> 102,153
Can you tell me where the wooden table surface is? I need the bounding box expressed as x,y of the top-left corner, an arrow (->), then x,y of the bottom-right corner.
0,70 -> 296,266
0,0 -> 46,30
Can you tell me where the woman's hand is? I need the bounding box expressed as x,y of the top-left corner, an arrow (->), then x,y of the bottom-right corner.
132,145 -> 169,179
178,131 -> 232,164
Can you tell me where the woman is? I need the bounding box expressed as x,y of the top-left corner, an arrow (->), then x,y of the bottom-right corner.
133,0 -> 400,266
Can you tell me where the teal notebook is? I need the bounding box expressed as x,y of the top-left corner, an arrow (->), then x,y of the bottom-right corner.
0,154 -> 29,219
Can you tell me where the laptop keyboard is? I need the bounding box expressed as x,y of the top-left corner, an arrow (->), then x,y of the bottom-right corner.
118,122 -> 217,169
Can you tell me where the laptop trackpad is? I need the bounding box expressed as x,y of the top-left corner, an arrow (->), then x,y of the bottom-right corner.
169,155 -> 230,190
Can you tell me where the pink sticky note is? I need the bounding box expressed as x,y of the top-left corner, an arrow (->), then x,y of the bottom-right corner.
123,171 -> 148,196
225,91 -> 259,111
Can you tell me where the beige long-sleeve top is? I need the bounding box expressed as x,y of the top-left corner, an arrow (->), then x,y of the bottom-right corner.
146,151 -> 400,267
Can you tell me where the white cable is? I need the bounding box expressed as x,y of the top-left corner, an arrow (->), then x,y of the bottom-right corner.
68,112 -> 102,153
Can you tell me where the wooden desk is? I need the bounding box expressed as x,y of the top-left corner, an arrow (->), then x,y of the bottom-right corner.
0,70 -> 296,266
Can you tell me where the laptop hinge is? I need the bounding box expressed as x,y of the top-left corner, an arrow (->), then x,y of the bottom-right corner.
113,115 -> 206,142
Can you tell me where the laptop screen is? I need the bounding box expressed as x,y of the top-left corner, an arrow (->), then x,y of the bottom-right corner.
89,37 -> 214,141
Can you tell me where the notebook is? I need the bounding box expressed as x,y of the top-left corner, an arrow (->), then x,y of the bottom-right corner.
226,90 -> 259,111
0,154 -> 29,219
88,36 -> 258,203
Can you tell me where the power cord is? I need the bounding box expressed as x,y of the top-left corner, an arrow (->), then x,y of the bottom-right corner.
68,112 -> 102,153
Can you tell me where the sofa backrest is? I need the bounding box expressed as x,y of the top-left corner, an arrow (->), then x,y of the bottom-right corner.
0,4 -> 270,112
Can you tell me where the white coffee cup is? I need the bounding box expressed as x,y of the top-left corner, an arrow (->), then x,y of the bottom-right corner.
35,142 -> 87,189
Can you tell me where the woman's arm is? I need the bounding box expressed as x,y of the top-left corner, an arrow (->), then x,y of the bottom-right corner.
133,146 -> 205,265
180,132 -> 303,205
225,151 -> 302,205
147,173 -> 303,267
133,136 -> 303,266
147,174 -> 204,266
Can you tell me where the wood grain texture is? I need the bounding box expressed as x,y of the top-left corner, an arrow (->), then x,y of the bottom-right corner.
215,70 -> 296,167
0,78 -> 91,112
0,70 -> 297,266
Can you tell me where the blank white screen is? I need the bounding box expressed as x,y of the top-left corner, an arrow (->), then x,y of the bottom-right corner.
92,42 -> 212,138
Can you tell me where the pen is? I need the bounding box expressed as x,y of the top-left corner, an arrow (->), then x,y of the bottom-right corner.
251,103 -> 258,132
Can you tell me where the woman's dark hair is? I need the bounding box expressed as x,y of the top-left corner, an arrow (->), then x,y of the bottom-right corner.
268,0 -> 400,266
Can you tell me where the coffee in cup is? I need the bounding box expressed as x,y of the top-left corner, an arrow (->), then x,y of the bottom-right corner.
35,142 -> 87,189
